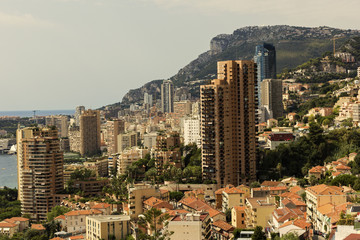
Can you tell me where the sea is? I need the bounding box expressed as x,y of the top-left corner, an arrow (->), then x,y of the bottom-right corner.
0,110 -> 74,189
0,109 -> 74,118
0,154 -> 17,188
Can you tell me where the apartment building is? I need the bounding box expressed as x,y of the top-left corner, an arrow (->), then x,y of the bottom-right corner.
306,184 -> 347,230
64,209 -> 102,234
201,60 -> 257,187
245,197 -> 276,229
17,127 -> 64,222
79,110 -> 101,156
86,215 -> 130,240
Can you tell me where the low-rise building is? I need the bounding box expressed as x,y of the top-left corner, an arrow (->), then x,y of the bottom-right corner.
231,206 -> 246,229
86,215 -> 130,240
211,220 -> 234,240
64,209 -> 102,234
168,212 -> 208,240
245,197 -> 276,229
222,187 -> 245,212
143,197 -> 173,211
278,218 -> 311,238
306,184 -> 347,230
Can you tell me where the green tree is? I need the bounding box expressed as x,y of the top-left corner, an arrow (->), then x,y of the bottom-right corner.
169,192 -> 184,201
138,208 -> 173,240
251,226 -> 266,240
47,206 -> 70,221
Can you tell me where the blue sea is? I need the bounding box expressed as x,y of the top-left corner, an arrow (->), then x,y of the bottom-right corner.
0,154 -> 17,188
0,110 -> 74,118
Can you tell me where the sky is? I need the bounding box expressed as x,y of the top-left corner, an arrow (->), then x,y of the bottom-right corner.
1,0 -> 360,111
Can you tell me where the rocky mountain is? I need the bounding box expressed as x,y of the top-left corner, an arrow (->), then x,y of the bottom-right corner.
106,25 -> 360,109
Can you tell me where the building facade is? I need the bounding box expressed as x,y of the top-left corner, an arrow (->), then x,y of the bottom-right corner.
105,119 -> 125,154
260,79 -> 283,121
161,80 -> 174,113
200,60 -> 257,187
79,109 -> 101,156
17,127 -> 64,221
254,43 -> 276,104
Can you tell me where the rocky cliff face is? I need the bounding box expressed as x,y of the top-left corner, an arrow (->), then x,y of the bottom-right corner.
106,25 -> 360,109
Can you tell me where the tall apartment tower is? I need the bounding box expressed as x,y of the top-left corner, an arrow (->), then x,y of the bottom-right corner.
161,80 -> 174,113
17,127 -> 64,221
144,92 -> 153,107
254,43 -> 276,104
201,60 -> 258,187
79,109 -> 101,156
75,106 -> 85,126
260,79 -> 283,121
105,119 -> 125,154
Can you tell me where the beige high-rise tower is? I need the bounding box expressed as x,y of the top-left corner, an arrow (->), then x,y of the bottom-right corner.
17,127 -> 64,221
260,79 -> 283,121
79,109 -> 101,156
201,60 -> 257,187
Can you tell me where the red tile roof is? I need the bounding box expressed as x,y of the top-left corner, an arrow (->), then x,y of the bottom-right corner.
0,222 -> 17,228
344,234 -> 360,240
69,235 -> 85,239
279,218 -> 311,230
8,217 -> 29,222
289,186 -> 304,194
212,220 -> 234,232
54,215 -> 65,220
92,203 -> 111,209
31,224 -> 45,230
306,184 -> 344,196
64,209 -> 102,216
261,181 -> 283,187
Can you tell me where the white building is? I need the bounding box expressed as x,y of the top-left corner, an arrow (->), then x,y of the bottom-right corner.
183,116 -> 201,148
143,132 -> 158,149
168,213 -> 208,240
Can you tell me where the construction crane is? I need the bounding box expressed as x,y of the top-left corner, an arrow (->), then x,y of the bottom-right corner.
332,35 -> 345,56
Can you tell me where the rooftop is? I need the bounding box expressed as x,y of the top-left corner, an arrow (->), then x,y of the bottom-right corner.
86,215 -> 130,222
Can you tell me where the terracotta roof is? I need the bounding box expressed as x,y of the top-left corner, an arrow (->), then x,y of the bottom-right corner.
64,209 -> 102,216
3,218 -> 16,223
223,187 -> 244,194
289,186 -> 304,194
306,184 -> 344,196
143,197 -> 164,207
8,217 -> 29,222
212,220 -> 234,232
166,209 -> 190,216
252,186 -> 287,192
261,181 -> 283,187
181,198 -> 223,218
279,218 -> 311,230
233,206 -> 246,212
160,189 -> 169,194
280,192 -> 301,199
31,224 -> 45,230
215,185 -> 234,195
69,235 -> 85,239
291,199 -> 306,206
344,234 -> 360,240
336,165 -> 351,170
144,197 -> 173,210
309,166 -> 324,173
332,171 -> 342,177
0,222 -> 17,228
318,203 -> 335,215
92,203 -> 111,209
54,215 -> 65,220
179,197 -> 198,205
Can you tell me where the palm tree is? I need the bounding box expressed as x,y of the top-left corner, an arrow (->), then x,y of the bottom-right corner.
138,208 -> 173,240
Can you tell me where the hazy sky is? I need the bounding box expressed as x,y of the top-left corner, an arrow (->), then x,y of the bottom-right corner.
1,0 -> 360,111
